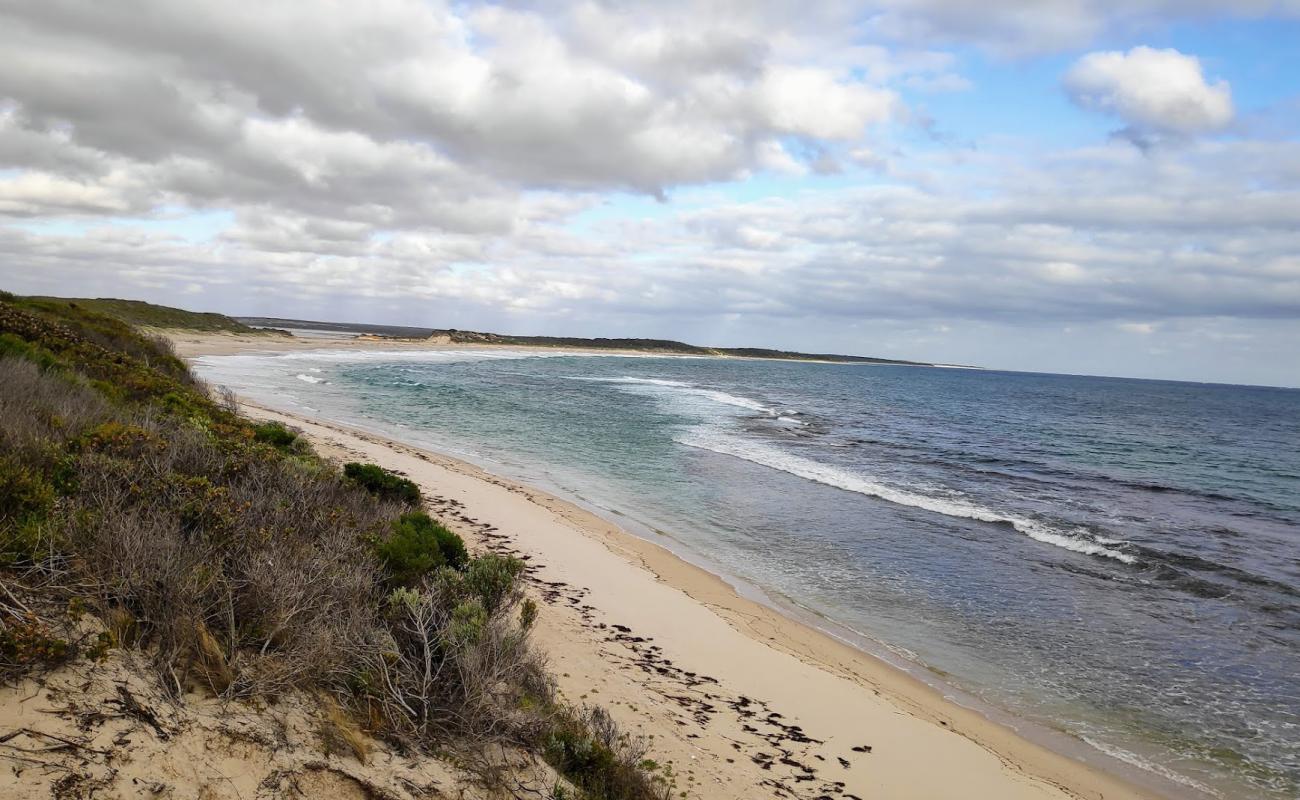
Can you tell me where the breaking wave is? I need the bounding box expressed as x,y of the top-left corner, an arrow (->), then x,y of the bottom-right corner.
677,429 -> 1137,564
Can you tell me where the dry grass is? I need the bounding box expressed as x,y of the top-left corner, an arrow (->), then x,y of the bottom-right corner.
192,622 -> 234,695
318,693 -> 371,764
0,357 -> 110,453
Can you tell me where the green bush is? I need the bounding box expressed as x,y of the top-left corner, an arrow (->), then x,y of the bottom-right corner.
448,598 -> 488,646
0,333 -> 59,371
541,706 -> 668,800
546,724 -> 619,792
462,553 -> 524,612
250,420 -> 298,449
344,462 -> 421,505
0,456 -> 55,562
376,512 -> 468,585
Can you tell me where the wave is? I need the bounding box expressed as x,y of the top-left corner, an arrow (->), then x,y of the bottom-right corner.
847,438 -> 1273,514
589,376 -> 779,416
1078,735 -> 1223,797
677,430 -> 1137,564
295,373 -> 326,384
602,377 -> 691,388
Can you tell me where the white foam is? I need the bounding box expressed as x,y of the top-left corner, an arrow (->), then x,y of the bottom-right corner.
590,376 -> 778,416
677,431 -> 1136,564
295,373 -> 325,384
1079,735 -> 1222,797
603,377 -> 692,388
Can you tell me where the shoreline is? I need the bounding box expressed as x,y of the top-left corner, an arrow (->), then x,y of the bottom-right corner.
236,400 -> 1170,800
172,330 -> 1174,800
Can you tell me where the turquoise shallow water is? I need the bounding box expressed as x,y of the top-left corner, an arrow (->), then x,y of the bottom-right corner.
195,349 -> 1300,799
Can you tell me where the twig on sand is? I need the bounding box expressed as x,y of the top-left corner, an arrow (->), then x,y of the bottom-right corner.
109,685 -> 170,740
8,728 -> 113,756
0,749 -> 62,768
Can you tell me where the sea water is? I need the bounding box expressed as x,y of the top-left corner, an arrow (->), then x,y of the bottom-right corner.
194,349 -> 1300,798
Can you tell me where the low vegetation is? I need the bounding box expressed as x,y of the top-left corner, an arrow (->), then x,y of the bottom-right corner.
29,296 -> 262,333
345,461 -> 423,504
0,291 -> 667,799
378,512 -> 471,584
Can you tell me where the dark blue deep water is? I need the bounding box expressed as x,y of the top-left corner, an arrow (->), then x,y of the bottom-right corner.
196,350 -> 1300,798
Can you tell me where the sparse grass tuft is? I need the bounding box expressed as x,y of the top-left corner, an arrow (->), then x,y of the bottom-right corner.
191,622 -> 235,695
318,693 -> 371,764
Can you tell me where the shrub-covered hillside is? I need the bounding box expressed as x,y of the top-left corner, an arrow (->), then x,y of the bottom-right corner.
0,291 -> 665,800
27,296 -> 263,333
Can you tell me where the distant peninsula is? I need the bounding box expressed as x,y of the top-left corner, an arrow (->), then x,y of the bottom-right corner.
236,315 -> 935,366
6,298 -> 944,366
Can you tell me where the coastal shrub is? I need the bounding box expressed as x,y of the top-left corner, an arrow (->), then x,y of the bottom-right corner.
0,357 -> 110,451
0,297 -> 205,406
0,456 -> 55,527
65,433 -> 392,694
374,563 -> 551,744
377,512 -> 468,585
0,292 -> 663,796
449,598 -> 488,647
344,461 -> 421,505
0,615 -> 72,679
460,553 -> 524,613
542,706 -> 668,800
251,420 -> 315,457
253,420 -> 297,448
0,456 -> 57,565
0,333 -> 60,371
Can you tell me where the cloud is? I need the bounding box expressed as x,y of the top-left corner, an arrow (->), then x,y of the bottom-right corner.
758,66 -> 896,139
5,138 -> 1299,328
1,0 -> 1298,385
0,0 -> 906,229
1063,46 -> 1233,138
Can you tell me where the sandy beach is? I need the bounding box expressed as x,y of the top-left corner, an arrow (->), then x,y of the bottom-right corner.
171,330 -> 1163,800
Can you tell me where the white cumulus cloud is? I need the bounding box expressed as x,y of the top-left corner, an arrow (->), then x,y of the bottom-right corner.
1063,46 -> 1234,136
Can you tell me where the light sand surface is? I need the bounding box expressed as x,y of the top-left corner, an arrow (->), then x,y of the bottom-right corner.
0,648 -> 516,799
166,329 -> 723,360
196,373 -> 1168,800
165,329 -> 923,366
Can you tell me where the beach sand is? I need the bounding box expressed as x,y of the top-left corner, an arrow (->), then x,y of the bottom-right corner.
177,330 -> 1163,800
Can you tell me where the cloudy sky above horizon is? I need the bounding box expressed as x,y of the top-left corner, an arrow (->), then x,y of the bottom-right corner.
1,1 -> 1298,386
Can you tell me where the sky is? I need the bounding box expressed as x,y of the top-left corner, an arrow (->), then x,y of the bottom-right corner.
0,1 -> 1298,386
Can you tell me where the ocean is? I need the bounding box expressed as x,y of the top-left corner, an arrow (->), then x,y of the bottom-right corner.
193,348 -> 1300,799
